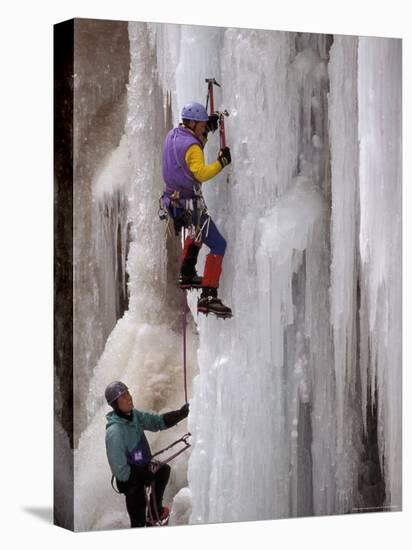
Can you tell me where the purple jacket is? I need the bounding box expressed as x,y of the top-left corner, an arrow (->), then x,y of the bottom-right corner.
162,126 -> 203,199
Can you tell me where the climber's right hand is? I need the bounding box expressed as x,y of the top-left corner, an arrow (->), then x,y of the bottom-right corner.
218,147 -> 231,168
206,113 -> 219,133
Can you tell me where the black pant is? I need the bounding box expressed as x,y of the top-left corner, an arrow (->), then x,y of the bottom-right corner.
123,464 -> 171,528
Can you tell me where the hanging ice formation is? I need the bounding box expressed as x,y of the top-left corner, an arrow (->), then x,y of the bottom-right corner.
72,22 -> 401,530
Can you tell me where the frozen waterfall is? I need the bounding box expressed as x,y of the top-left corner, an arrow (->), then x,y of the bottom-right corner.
70,21 -> 401,530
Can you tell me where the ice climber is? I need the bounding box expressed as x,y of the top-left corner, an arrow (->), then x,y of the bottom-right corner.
161,101 -> 232,318
104,381 -> 189,527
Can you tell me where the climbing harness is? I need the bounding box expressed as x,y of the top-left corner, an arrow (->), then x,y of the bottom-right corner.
159,189 -> 211,242
110,432 -> 191,498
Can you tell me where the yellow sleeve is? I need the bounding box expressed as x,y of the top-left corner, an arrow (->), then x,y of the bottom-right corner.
185,144 -> 222,183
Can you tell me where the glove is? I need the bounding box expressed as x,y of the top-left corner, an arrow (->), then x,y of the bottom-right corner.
163,403 -> 190,428
180,403 -> 189,418
217,147 -> 231,167
206,113 -> 219,133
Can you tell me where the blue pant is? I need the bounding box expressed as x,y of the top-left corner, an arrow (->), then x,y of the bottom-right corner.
200,215 -> 227,256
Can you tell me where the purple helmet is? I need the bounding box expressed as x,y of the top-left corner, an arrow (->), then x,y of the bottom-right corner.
181,102 -> 209,122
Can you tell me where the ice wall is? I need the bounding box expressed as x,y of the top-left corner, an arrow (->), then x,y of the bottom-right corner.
72,21 -> 401,530
179,28 -> 337,521
150,25 -> 401,522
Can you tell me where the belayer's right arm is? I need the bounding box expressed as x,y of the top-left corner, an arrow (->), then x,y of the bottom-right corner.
185,144 -> 231,183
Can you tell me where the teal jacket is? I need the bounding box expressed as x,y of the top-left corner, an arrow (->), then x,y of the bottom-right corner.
105,409 -> 166,482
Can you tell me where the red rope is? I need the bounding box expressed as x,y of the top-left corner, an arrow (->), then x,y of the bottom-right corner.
182,229 -> 188,404
182,290 -> 188,404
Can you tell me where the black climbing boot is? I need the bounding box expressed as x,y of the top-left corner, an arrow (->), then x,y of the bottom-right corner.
197,287 -> 232,318
179,273 -> 203,289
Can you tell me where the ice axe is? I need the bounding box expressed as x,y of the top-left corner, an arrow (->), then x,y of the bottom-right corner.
205,77 -> 220,113
205,77 -> 229,149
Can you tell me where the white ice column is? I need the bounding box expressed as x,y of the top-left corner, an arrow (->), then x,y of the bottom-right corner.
188,28 -> 332,522
358,37 -> 402,509
328,35 -> 362,513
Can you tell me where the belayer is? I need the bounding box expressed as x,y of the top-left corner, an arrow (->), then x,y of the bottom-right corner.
104,381 -> 189,527
161,101 -> 232,318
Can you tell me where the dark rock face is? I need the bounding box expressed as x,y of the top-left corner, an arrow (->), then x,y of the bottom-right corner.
54,18 -> 130,529
55,18 -> 130,446
72,19 -> 130,443
358,389 -> 386,511
54,18 -> 74,530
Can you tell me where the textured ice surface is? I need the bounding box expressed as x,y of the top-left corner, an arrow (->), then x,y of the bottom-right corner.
358,37 -> 402,507
73,22 -> 401,529
169,487 -> 192,526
